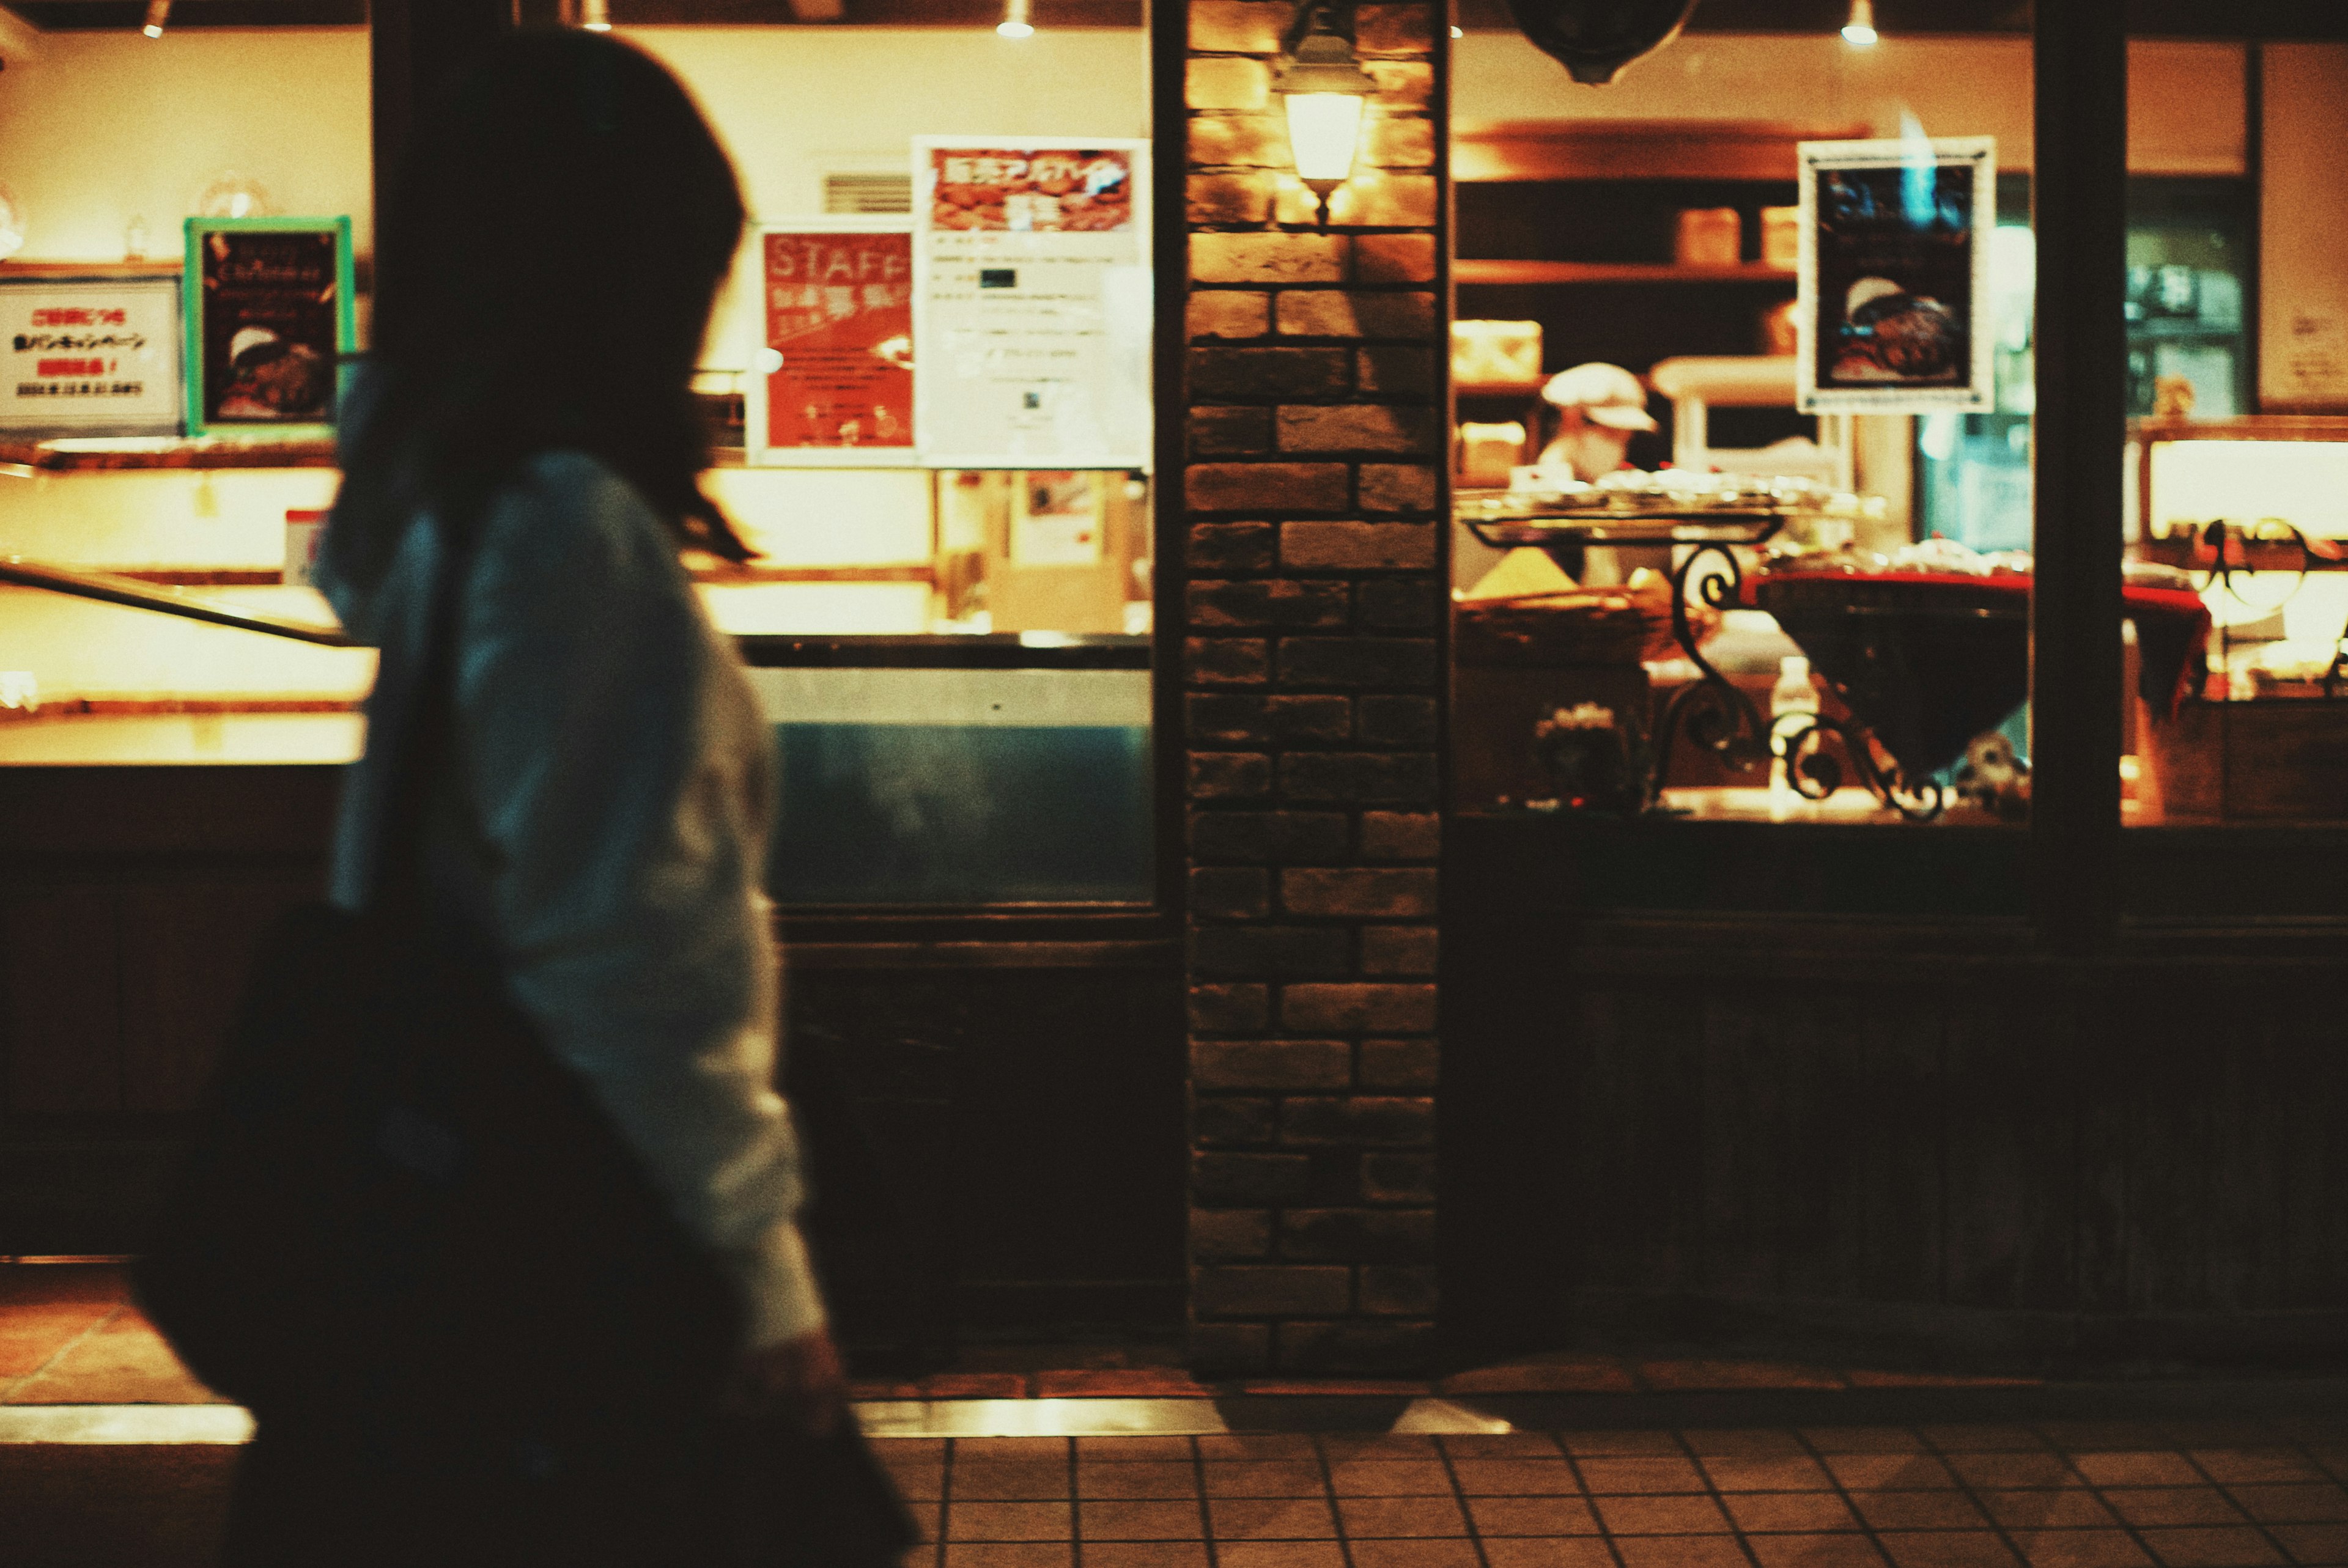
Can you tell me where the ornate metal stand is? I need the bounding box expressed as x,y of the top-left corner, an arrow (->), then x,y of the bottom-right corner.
1649,540 -> 1769,789
1774,714 -> 1945,821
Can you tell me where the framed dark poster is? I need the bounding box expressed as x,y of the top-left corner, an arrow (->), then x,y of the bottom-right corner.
1796,138 -> 1994,414
744,219 -> 915,466
183,216 -> 354,440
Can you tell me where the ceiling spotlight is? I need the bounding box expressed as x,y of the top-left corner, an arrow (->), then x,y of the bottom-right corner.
581,0 -> 611,31
997,0 -> 1033,39
142,0 -> 169,37
1841,0 -> 1878,47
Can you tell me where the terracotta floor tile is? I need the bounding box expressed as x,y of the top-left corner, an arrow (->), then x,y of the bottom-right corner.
2076,1457 -> 2210,1488
1929,1429 -> 2056,1454
882,1438 -> 951,1459
1442,1358 -> 1639,1395
1611,1534 -> 1753,1568
1203,1460 -> 1326,1498
954,1438 -> 1071,1462
2226,1488 -> 2348,1526
1748,1534 -> 1894,1568
1079,1437 -> 1197,1462
1078,1500 -> 1206,1541
1829,1455 -> 1963,1491
953,1460 -> 1073,1500
1977,1491 -> 2122,1529
2199,1456 -> 2333,1487
1481,1537 -> 1620,1568
1561,1430 -> 1691,1457
1851,1493 -> 1993,1531
1706,1456 -> 1837,1492
2267,1523 -> 2348,1564
1208,1497 -> 1340,1540
1031,1369 -> 1211,1399
1724,1493 -> 1864,1533
1078,1462 -> 1198,1500
1468,1495 -> 1603,1536
927,1374 -> 1030,1400
1639,1360 -> 1845,1391
1593,1493 -> 1733,1534
1875,1531 -> 2025,1568
1212,1543 -> 1348,1568
946,1501 -> 1072,1541
1452,1458 -> 1583,1496
2168,1426 -> 2286,1450
1337,1495 -> 1469,1538
1949,1455 -> 2084,1489
1345,1541 -> 1483,1568
941,1544 -> 1072,1567
1079,1546 -> 1212,1568
1579,1457 -> 1709,1495
2102,1490 -> 2248,1528
1689,1430 -> 1815,1458
2042,1426 -> 2173,1453
1327,1459 -> 1453,1495
888,1462 -> 948,1501
1198,1435 -> 1319,1460
2004,1529 -> 2156,1568
2136,1528 -> 2289,1567
1440,1432 -> 1565,1457
1326,1435 -> 1444,1459
1809,1430 -> 1933,1455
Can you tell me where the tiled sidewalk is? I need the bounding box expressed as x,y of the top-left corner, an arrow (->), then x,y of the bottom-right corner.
876,1423 -> 2348,1568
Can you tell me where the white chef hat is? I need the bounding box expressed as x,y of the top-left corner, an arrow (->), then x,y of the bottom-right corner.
1540,361 -> 1658,432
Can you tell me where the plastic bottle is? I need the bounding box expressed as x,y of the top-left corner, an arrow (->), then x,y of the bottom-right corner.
1769,655 -> 1819,807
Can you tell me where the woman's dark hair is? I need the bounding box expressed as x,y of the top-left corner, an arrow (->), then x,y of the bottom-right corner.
327,30 -> 751,592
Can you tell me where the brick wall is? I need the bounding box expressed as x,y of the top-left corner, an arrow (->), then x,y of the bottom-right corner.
1179,0 -> 1449,1375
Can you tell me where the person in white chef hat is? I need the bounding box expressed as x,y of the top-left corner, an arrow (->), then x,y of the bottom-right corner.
1534,361 -> 1658,481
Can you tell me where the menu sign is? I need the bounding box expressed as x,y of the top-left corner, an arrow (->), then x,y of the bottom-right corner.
745,221 -> 915,466
0,276 -> 182,433
1796,137 -> 1995,414
183,216 -> 355,440
913,138 -> 1151,468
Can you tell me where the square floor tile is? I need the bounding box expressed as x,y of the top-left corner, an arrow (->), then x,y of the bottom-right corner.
1807,1430 -> 1933,1455
1079,1500 -> 1206,1541
2228,1489 -> 2348,1526
1949,1455 -> 2083,1489
1707,1456 -> 1837,1492
1829,1455 -> 1962,1491
1560,1430 -> 1689,1456
947,1502 -> 1072,1541
1203,1461 -> 1325,1498
1212,1545 -> 1346,1568
2042,1426 -> 2172,1453
1977,1491 -> 2121,1529
2267,1523 -> 2348,1564
942,1545 -> 1072,1567
1337,1495 -> 1469,1538
1208,1497 -> 1339,1540
1747,1534 -> 1893,1568
1612,1534 -> 1754,1568
2199,1456 -> 2333,1487
2102,1490 -> 2247,1528
953,1461 -> 1072,1500
1481,1538 -> 1620,1568
1688,1429 -> 1814,1458
1579,1457 -> 1708,1495
1326,1435 -> 1444,1460
1439,1432 -> 1565,1457
1593,1493 -> 1733,1534
888,1462 -> 947,1502
954,1438 -> 1071,1462
1079,1547 -> 1212,1568
1875,1531 -> 2025,1568
1452,1458 -> 1584,1496
1079,1437 -> 1197,1463
1854,1494 -> 1993,1531
1199,1435 -> 1318,1460
1346,1542 -> 1483,1568
2136,1527 -> 2288,1567
1927,1428 -> 2053,1454
2077,1456 -> 2209,1488
2004,1530 -> 2156,1568
1725,1492 -> 1864,1533
1079,1462 -> 1198,1500
1328,1459 -> 1453,1495
1468,1495 -> 1602,1536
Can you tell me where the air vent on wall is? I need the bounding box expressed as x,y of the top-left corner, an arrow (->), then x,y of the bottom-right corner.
823,173 -> 914,215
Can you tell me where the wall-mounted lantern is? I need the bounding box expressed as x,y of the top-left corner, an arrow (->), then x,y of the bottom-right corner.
1273,2 -> 1379,228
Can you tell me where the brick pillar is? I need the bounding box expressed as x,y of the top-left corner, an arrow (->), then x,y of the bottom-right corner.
1178,0 -> 1449,1375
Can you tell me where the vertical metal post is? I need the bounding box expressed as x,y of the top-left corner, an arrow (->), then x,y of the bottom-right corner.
2029,0 -> 2127,955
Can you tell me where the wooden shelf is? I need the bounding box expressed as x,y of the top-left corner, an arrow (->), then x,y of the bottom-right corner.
1455,380 -> 1545,399
1456,259 -> 1796,286
0,437 -> 338,472
1453,117 -> 1870,183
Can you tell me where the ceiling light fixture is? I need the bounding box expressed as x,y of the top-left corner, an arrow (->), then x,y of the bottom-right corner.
997,0 -> 1033,39
580,0 -> 612,31
142,0 -> 169,38
1841,0 -> 1878,48
1274,1 -> 1378,229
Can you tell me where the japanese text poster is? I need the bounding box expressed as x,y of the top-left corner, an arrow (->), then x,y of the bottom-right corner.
184,217 -> 354,439
747,221 -> 915,466
914,138 -> 1151,468
1,276 -> 182,433
1797,137 -> 1995,414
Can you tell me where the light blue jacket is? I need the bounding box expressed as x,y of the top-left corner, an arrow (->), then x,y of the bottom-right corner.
321,451 -> 825,1350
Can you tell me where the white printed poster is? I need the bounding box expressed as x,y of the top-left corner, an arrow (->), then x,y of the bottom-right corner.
1,276 -> 183,433
913,138 -> 1151,468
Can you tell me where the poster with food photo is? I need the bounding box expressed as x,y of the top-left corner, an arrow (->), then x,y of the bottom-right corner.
1796,137 -> 1994,414
183,216 -> 353,439
913,138 -> 1150,469
745,220 -> 915,466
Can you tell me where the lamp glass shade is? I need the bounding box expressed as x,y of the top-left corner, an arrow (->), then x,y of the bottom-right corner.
1284,92 -> 1367,186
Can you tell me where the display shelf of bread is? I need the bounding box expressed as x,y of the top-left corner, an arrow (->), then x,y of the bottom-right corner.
1453,547 -> 1693,667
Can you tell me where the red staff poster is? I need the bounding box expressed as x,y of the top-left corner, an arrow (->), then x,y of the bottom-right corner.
745,219 -> 915,466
